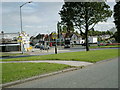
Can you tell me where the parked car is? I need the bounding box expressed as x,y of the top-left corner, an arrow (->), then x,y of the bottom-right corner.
64,39 -> 71,48
35,43 -> 50,50
35,43 -> 40,48
64,44 -> 71,48
40,45 -> 50,50
82,43 -> 90,46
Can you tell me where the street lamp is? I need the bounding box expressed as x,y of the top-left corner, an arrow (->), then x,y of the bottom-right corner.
20,1 -> 32,33
19,1 -> 32,54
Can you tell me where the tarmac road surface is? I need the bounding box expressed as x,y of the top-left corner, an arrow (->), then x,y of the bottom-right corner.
8,58 -> 118,88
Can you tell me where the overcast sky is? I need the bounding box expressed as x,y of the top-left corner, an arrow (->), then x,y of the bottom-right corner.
1,0 -> 116,36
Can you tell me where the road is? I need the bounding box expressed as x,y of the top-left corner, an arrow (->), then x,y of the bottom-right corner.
8,58 -> 118,88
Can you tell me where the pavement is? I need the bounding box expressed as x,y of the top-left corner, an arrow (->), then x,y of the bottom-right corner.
1,60 -> 93,67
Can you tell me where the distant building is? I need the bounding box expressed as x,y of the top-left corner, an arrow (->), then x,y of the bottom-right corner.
0,31 -> 19,43
64,32 -> 84,44
99,35 -> 111,40
0,31 -> 31,52
88,36 -> 98,44
0,31 -> 20,52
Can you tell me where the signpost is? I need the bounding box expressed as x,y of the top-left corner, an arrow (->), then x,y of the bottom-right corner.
17,36 -> 24,54
52,32 -> 57,54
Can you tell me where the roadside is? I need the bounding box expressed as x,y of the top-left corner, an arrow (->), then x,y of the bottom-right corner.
2,67 -> 79,88
2,62 -> 75,85
1,46 -> 74,59
2,57 -> 118,88
1,45 -> 119,59
2,49 -> 119,62
1,60 -> 93,85
1,48 -> 119,87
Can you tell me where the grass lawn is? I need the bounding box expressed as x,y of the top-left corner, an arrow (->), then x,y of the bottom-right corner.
3,49 -> 119,63
2,63 -> 72,84
90,45 -> 120,49
0,63 -> 1,84
0,52 -> 28,57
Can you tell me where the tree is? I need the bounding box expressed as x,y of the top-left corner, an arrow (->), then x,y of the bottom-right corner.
112,31 -> 119,42
35,34 -> 44,39
60,3 -> 75,33
113,1 -> 120,43
106,30 -> 113,36
62,25 -> 67,33
88,30 -> 113,36
59,2 -> 112,51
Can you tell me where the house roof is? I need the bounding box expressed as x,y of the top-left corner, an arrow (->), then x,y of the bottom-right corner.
64,32 -> 81,38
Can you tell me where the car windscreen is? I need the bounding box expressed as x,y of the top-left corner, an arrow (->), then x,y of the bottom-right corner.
65,40 -> 70,44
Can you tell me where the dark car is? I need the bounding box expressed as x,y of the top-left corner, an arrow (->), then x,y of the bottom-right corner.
82,43 -> 90,46
64,44 -> 70,48
39,45 -> 50,50
35,43 -> 40,48
35,43 -> 50,50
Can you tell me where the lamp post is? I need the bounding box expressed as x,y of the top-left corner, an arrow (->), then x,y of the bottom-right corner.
20,1 -> 32,33
19,1 -> 32,54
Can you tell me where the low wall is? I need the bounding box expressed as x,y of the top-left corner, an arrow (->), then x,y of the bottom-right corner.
0,44 -> 20,52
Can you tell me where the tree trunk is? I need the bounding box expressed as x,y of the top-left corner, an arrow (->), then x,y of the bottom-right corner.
85,28 -> 89,51
85,3 -> 89,51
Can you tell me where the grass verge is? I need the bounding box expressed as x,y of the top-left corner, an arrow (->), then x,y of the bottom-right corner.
90,45 -> 120,49
3,49 -> 119,63
2,63 -> 72,84
0,52 -> 28,57
0,63 -> 1,84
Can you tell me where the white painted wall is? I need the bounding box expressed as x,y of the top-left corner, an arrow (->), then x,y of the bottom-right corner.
20,32 -> 30,51
88,36 -> 97,43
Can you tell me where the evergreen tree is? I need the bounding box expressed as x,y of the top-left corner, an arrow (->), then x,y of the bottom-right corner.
113,1 -> 120,43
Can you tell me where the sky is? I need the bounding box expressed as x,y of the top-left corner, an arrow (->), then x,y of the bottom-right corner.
1,0 -> 117,36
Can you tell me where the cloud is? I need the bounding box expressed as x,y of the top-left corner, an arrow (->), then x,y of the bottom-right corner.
24,25 -> 34,28
0,3 -> 2,28
94,22 -> 115,31
106,0 -> 116,2
97,22 -> 114,25
3,2 -> 115,36
22,15 -> 42,24
2,2 -> 63,36
2,0 -> 64,2
94,15 -> 115,31
106,1 -> 116,11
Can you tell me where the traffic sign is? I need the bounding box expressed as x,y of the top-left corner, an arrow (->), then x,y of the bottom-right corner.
17,36 -> 22,42
52,33 -> 57,39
